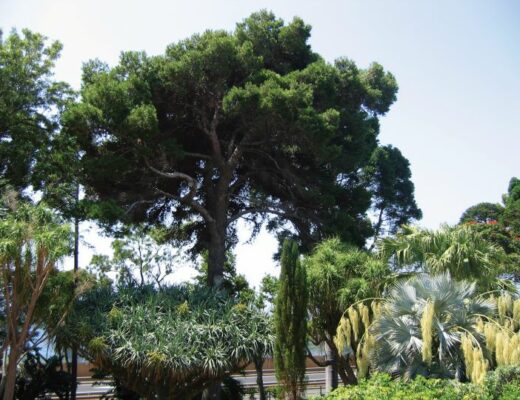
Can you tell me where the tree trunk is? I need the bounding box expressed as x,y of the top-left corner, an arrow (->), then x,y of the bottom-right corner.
206,183 -> 229,288
207,231 -> 226,288
71,185 -> 80,400
339,358 -> 357,385
327,339 -> 357,386
254,357 -> 267,400
325,343 -> 338,393
202,383 -> 222,400
3,347 -> 19,400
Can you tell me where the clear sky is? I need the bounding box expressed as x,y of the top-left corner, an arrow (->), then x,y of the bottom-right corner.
1,0 -> 519,287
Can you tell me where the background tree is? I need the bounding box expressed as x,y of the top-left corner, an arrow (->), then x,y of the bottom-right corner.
0,202 -> 71,400
458,177 -> 520,281
90,225 -> 183,288
0,28 -> 80,398
193,251 -> 252,300
63,11 -> 419,286
274,239 -> 307,400
502,177 -> 520,234
304,238 -> 390,386
0,29 -> 70,194
459,202 -> 504,224
365,145 -> 422,248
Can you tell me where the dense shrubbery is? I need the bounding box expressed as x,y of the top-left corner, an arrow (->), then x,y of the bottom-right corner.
312,374 -> 487,400
484,365 -> 520,399
314,366 -> 520,400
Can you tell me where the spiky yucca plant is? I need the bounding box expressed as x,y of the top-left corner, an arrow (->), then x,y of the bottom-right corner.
56,285 -> 274,399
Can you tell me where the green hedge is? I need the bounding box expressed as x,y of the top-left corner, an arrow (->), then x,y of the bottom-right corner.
313,367 -> 520,400
311,374 -> 487,400
484,365 -> 520,400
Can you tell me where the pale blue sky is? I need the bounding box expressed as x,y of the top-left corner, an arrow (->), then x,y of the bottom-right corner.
1,0 -> 519,287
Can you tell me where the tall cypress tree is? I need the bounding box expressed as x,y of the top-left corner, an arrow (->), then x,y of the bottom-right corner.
274,239 -> 308,400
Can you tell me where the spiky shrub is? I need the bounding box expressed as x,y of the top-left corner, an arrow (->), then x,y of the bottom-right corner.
370,273 -> 494,381
56,284 -> 274,399
306,238 -> 390,384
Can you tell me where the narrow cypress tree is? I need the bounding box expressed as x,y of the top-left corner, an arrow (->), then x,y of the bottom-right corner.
274,239 -> 308,400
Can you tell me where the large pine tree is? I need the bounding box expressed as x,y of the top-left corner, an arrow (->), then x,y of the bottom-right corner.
63,11 -> 421,286
274,239 -> 307,400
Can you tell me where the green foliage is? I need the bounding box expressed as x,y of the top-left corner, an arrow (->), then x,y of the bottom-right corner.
64,11 -> 418,283
0,201 -> 72,261
304,238 -> 391,383
194,250 -> 253,300
14,351 -> 74,400
460,203 -> 504,224
274,239 -> 307,399
312,373 -> 489,400
89,225 -> 184,288
56,284 -> 274,399
0,201 -> 72,399
371,273 -> 494,380
458,177 -> 520,280
315,367 -> 520,400
258,274 -> 279,308
502,178 -> 520,234
0,29 -> 72,193
365,145 -> 422,241
484,365 -> 520,400
379,224 -> 507,290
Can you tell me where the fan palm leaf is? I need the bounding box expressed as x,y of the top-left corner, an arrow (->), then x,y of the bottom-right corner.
371,273 -> 494,380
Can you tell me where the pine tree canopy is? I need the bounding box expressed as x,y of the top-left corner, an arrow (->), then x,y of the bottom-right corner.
63,11 -> 420,284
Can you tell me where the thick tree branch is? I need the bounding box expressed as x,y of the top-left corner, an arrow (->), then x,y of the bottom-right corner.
155,187 -> 215,224
145,158 -> 198,203
183,151 -> 212,160
306,345 -> 332,367
146,159 -> 197,185
228,204 -> 303,224
201,104 -> 225,168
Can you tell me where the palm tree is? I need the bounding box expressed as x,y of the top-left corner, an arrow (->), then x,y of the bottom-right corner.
370,273 -> 494,380
379,224 -> 507,290
0,203 -> 71,400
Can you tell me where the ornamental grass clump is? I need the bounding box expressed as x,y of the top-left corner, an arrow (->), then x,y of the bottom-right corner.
471,295 -> 520,370
421,300 -> 434,365
335,301 -> 380,379
460,334 -> 488,384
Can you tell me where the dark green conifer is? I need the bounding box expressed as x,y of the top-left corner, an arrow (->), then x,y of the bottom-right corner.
274,239 -> 307,400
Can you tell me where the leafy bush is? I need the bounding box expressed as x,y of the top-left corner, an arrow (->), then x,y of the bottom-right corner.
484,365 -> 520,399
312,373 -> 489,400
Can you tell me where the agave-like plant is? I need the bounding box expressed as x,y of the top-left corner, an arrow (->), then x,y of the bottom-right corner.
370,273 -> 494,380
56,284 -> 274,399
